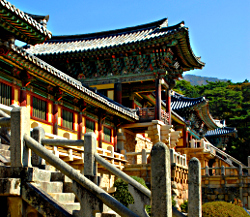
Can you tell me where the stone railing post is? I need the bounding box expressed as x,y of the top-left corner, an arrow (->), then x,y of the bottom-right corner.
205,166 -> 209,176
107,146 -> 114,164
151,141 -> 172,217
117,130 -> 126,152
142,149 -> 147,164
31,127 -> 45,168
188,157 -> 202,217
190,139 -> 195,148
84,132 -> 97,183
170,148 -> 175,164
183,154 -> 187,166
10,107 -> 31,167
221,165 -> 225,176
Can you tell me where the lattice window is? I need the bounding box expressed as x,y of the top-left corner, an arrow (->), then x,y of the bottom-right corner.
104,126 -> 111,143
62,109 -> 73,130
85,119 -> 95,133
0,83 -> 11,106
32,97 -> 46,120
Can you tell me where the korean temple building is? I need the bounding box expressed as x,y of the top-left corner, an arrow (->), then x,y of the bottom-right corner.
0,0 -> 249,216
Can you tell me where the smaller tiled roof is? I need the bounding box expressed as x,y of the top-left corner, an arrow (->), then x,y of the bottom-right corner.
171,92 -> 207,110
0,0 -> 52,44
205,127 -> 237,137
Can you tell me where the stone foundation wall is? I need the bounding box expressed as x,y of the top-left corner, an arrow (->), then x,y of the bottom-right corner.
124,132 -> 152,165
97,168 -> 116,188
202,175 -> 250,209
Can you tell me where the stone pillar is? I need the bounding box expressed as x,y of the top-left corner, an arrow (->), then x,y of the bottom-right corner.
155,78 -> 161,120
20,87 -> 27,106
31,127 -> 45,167
170,148 -> 175,164
53,102 -> 58,135
84,132 -> 97,183
78,112 -> 83,140
151,141 -> 172,217
10,107 -> 31,167
114,82 -> 122,104
142,149 -> 147,164
188,157 -> 202,217
117,130 -> 126,152
145,120 -> 162,145
165,89 -> 171,124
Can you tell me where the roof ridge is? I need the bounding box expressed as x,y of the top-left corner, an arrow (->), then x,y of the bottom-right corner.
46,18 -> 169,42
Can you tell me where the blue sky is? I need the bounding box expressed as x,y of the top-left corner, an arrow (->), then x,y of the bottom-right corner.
11,0 -> 250,83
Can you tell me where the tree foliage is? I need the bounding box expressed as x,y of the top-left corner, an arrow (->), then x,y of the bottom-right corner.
174,79 -> 250,165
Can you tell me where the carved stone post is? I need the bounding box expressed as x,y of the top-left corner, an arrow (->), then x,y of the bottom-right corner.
151,141 -> 172,217
84,132 -> 97,184
188,157 -> 202,217
31,127 -> 45,168
10,107 -> 31,167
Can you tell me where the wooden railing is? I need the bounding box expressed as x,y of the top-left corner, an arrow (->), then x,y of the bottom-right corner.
136,107 -> 169,124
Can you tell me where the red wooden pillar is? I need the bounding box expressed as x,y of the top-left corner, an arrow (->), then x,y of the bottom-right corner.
114,82 -> 122,105
78,113 -> 83,140
98,118 -> 103,148
183,127 -> 188,147
155,78 -> 161,120
20,87 -> 27,106
53,102 -> 58,135
113,127 -> 117,150
165,88 -> 171,124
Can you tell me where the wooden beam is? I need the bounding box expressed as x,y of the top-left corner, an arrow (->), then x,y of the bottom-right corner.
120,122 -> 154,129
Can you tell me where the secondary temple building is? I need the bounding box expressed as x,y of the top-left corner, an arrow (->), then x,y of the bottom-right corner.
0,0 -> 249,215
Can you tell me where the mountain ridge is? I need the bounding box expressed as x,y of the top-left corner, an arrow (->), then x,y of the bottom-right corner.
183,74 -> 228,86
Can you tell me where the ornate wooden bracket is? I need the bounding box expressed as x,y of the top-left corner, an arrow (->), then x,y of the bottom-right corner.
53,86 -> 64,101
20,70 -> 34,87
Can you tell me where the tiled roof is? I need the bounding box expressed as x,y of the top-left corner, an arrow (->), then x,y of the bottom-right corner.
25,18 -> 204,68
26,18 -> 171,54
205,127 -> 237,137
170,91 -> 219,130
171,92 -> 207,110
2,44 -> 138,121
0,0 -> 52,44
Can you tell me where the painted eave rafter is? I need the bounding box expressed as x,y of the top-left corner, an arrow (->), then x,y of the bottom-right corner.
0,0 -> 52,44
0,44 -> 138,122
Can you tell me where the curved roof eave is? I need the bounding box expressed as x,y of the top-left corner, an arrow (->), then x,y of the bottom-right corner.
0,0 -> 52,44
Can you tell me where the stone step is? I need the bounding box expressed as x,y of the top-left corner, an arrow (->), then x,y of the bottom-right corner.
60,202 -> 80,214
33,181 -> 63,193
0,144 -> 10,150
49,192 -> 75,204
51,171 -> 72,183
32,168 -> 51,182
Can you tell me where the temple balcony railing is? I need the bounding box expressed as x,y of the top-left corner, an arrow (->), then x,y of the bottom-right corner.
132,107 -> 170,124
190,138 -> 246,168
